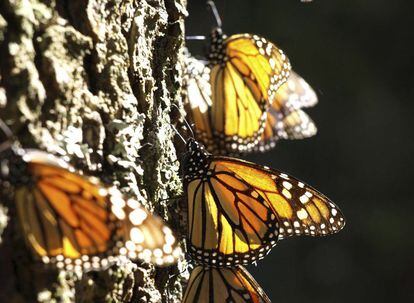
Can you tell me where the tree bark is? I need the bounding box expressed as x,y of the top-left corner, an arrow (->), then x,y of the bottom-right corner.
0,0 -> 187,302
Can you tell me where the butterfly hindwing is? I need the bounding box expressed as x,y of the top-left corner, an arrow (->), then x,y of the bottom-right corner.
273,71 -> 318,111
116,197 -> 182,266
186,169 -> 278,267
183,265 -> 271,303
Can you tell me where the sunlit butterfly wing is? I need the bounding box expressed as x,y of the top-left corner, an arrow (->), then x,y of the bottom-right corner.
205,29 -> 291,154
255,71 -> 318,152
184,139 -> 345,267
4,149 -> 180,270
183,265 -> 270,303
184,55 -> 219,153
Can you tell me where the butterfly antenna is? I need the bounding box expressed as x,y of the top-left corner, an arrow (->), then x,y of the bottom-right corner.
207,1 -> 222,28
182,118 -> 195,139
171,125 -> 187,145
171,103 -> 195,138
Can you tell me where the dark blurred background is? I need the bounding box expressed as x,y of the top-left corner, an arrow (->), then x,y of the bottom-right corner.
186,1 -> 413,302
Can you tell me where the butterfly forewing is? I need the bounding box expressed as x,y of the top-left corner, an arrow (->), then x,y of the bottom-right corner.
211,158 -> 345,239
183,265 -> 271,303
224,34 -> 291,103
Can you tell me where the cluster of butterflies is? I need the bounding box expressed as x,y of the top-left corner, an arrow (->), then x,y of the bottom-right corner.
180,2 -> 345,302
0,2 -> 345,302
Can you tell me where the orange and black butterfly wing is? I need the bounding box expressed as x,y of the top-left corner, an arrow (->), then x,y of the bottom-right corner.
185,140 -> 344,266
15,150 -> 180,269
255,71 -> 318,152
208,156 -> 345,240
185,140 -> 278,267
15,151 -> 119,270
208,31 -> 291,154
183,265 -> 270,303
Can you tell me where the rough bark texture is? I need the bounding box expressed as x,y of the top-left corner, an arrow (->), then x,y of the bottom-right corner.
0,0 -> 188,302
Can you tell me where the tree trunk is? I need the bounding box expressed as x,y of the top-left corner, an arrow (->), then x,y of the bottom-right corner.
0,0 -> 187,302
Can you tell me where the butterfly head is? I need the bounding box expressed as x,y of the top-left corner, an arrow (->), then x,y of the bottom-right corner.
186,138 -> 210,158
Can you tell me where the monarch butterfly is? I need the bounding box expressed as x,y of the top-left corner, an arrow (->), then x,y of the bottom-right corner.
255,71 -> 318,152
184,1 -> 291,155
182,138 -> 345,267
183,265 -> 270,303
184,57 -> 318,155
0,122 -> 181,270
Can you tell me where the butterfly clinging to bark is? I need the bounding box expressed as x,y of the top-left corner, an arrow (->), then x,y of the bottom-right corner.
184,1 -> 320,155
182,137 -> 345,267
0,120 -> 181,270
184,0 -> 291,155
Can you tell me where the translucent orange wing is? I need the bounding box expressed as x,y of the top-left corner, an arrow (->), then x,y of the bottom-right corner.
183,265 -> 270,303
255,71 -> 318,152
207,30 -> 291,154
13,150 -> 180,269
184,140 -> 345,267
209,157 -> 345,240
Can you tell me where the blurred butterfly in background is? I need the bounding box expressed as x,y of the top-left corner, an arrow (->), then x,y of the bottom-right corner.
183,1 -> 291,155
183,265 -> 270,303
255,70 -> 318,152
181,137 -> 345,267
0,120 -> 181,271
